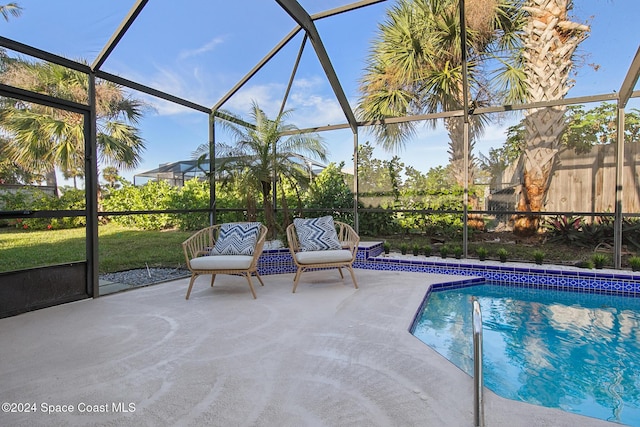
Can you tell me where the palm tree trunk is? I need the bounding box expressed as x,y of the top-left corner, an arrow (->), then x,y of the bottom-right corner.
514,0 -> 588,236
280,190 -> 290,233
246,193 -> 257,222
513,108 -> 563,235
261,180 -> 275,239
446,117 -> 476,189
446,117 -> 484,227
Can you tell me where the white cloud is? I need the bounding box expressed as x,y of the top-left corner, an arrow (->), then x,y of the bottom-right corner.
178,36 -> 226,60
125,65 -> 221,116
222,83 -> 285,116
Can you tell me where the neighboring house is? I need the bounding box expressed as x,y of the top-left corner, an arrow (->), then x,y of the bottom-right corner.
0,184 -> 57,210
133,156 -> 327,187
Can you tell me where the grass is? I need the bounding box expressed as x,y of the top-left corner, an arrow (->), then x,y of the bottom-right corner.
0,223 -> 192,274
2,225 -> 638,274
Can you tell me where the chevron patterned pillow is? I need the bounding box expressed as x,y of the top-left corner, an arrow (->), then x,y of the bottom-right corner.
294,216 -> 342,251
211,222 -> 261,256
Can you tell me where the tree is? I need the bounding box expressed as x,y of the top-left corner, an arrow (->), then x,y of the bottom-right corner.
0,59 -> 147,194
356,141 -> 399,208
212,101 -> 328,238
0,2 -> 26,185
562,103 -> 640,153
0,2 -> 21,22
513,0 -> 589,235
304,162 -> 354,223
0,135 -> 41,184
101,166 -> 121,189
358,0 -> 526,187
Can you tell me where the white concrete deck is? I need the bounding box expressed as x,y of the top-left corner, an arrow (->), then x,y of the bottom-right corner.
0,269 -> 617,426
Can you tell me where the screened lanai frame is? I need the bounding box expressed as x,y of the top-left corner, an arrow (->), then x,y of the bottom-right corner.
1,0 -> 640,300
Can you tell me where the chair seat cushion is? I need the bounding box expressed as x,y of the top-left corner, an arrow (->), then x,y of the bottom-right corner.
295,249 -> 353,265
190,255 -> 254,270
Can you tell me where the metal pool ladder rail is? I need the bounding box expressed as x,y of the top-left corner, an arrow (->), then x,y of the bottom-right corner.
472,298 -> 484,427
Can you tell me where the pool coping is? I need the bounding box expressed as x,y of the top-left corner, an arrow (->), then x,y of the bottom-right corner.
259,241 -> 640,297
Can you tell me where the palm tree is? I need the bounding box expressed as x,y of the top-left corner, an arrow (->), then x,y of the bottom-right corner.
358,0 -> 526,188
102,166 -> 120,189
0,2 -> 21,22
0,59 -> 147,193
513,0 -> 589,235
209,101 -> 328,238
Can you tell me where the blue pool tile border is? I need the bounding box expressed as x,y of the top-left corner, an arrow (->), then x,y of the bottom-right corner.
258,242 -> 640,297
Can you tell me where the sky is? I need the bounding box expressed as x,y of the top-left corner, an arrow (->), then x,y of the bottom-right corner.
1,0 -> 639,185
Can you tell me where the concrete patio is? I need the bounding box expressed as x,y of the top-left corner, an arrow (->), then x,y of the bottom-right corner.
0,269 -> 617,426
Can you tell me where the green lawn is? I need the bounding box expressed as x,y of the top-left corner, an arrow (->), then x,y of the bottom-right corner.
0,223 -> 629,273
0,223 -> 193,274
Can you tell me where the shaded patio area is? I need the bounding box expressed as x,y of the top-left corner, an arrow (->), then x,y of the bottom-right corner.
0,269 -> 615,426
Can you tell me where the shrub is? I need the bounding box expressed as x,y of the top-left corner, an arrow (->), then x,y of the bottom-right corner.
591,253 -> 609,269
439,245 -> 449,259
497,248 -> 508,263
532,250 -> 545,265
423,244 -> 432,257
576,260 -> 594,269
452,246 -> 463,259
543,215 -> 584,245
102,181 -> 175,230
0,187 -> 86,230
628,256 -> 640,272
383,241 -> 391,254
358,205 -> 399,236
168,178 -> 210,231
476,247 -> 488,261
400,243 -> 408,255
412,243 -> 420,256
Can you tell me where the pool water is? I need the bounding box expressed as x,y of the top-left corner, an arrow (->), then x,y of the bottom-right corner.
411,283 -> 640,426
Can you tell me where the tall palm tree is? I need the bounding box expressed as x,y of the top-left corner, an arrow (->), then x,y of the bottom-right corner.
210,101 -> 328,237
358,0 -> 526,187
0,59 -> 147,193
513,0 -> 589,235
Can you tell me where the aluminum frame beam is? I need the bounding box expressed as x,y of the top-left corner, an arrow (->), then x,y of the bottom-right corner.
92,0 -> 149,71
212,26 -> 302,112
618,46 -> 640,108
275,0 -> 358,133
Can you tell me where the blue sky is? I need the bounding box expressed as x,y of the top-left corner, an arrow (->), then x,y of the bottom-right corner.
2,0 -> 639,184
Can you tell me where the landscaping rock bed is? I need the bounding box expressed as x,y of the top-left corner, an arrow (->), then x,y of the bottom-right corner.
100,267 -> 189,287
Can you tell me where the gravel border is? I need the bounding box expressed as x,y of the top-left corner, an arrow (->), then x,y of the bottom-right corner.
100,240 -> 284,287
100,267 -> 190,287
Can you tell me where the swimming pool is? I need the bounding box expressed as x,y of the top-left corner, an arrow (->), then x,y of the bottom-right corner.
411,282 -> 640,426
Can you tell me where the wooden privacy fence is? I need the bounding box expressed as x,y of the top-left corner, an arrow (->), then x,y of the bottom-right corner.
492,141 -> 640,215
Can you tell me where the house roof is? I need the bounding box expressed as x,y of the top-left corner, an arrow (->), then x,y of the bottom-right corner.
133,155 -> 328,185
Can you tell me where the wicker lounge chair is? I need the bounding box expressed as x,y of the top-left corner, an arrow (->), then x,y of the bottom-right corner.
182,222 -> 268,299
286,216 -> 359,293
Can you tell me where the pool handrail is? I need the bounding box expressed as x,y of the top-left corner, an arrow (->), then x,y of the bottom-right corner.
473,298 -> 484,427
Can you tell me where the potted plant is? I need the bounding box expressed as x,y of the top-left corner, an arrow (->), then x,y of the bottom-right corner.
413,243 -> 420,256
532,249 -> 545,265
439,245 -> 449,259
497,248 -> 508,263
423,244 -> 432,257
476,247 -> 488,261
591,253 -> 608,269
629,256 -> 640,272
452,246 -> 463,259
400,242 -> 408,255
383,241 -> 391,255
